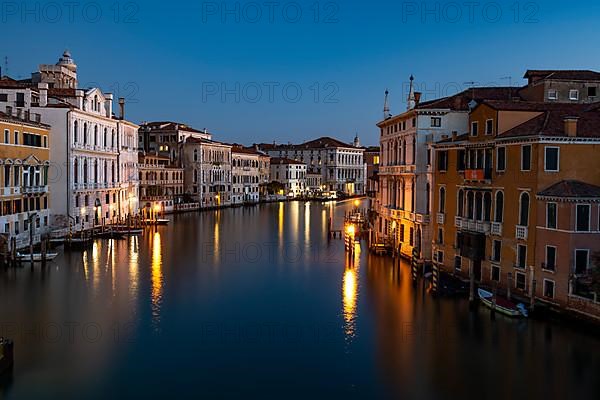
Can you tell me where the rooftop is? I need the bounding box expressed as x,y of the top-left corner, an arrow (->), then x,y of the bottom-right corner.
538,180 -> 600,198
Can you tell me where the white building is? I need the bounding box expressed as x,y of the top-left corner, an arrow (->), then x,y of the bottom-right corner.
262,136 -> 366,195
1,51 -> 140,230
183,137 -> 232,208
231,145 -> 262,205
270,157 -> 307,198
376,76 -> 521,262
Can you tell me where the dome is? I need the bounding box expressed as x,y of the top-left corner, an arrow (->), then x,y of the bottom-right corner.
57,50 -> 77,71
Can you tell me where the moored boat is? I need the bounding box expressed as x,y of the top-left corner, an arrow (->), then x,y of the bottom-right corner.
17,252 -> 59,262
478,288 -> 529,317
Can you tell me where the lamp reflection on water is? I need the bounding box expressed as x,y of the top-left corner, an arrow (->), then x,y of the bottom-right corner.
342,243 -> 360,342
151,231 -> 163,330
129,236 -> 139,300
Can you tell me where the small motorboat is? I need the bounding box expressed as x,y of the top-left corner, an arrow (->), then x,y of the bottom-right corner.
17,252 -> 59,262
144,219 -> 170,226
478,288 -> 528,317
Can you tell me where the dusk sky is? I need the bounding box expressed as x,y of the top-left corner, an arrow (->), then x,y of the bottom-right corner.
3,0 -> 599,146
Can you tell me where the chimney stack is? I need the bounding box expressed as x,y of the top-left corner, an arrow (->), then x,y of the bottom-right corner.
105,93 -> 113,118
452,131 -> 458,141
38,82 -> 48,107
118,97 -> 125,119
564,117 -> 579,137
75,90 -> 84,109
415,92 -> 422,106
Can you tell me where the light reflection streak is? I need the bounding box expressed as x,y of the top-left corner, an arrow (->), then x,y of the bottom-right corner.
128,236 -> 139,301
278,202 -> 284,247
151,231 -> 163,330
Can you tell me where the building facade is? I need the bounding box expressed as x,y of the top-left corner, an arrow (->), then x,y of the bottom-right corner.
261,136 -> 365,195
138,152 -> 184,217
270,158 -> 307,198
0,110 -> 51,249
183,137 -> 232,208
231,146 -> 262,205
431,99 -> 600,319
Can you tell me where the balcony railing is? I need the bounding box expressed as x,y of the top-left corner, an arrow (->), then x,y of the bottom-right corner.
437,213 -> 445,224
21,185 -> 48,194
491,222 -> 502,236
513,263 -> 526,270
455,217 -> 490,234
455,216 -> 462,228
515,225 -> 528,240
1,187 -> 21,196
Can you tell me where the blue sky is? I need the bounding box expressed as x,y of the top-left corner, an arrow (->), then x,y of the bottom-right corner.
2,0 -> 599,146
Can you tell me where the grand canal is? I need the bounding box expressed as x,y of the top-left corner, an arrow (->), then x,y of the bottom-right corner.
0,200 -> 598,399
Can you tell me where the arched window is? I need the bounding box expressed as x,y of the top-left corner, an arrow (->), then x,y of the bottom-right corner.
439,187 -> 446,213
483,192 -> 492,222
74,121 -> 78,143
103,128 -> 107,147
475,192 -> 483,220
194,149 -> 198,162
495,191 -> 504,222
94,160 -> 98,183
467,191 -> 474,219
94,126 -> 98,146
112,130 -> 115,148
457,189 -> 464,217
411,181 -> 415,212
83,160 -> 88,183
83,123 -> 88,144
519,192 -> 530,226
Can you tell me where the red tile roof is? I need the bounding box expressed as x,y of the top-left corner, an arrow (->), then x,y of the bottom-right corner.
496,102 -> 600,138
142,121 -> 211,135
417,87 -> 524,111
524,70 -> 600,81
538,180 -> 600,198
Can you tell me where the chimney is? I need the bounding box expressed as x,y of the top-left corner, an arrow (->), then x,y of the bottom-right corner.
564,117 -> 579,137
75,90 -> 84,109
105,93 -> 113,118
451,131 -> 458,141
415,92 -> 422,106
6,106 -> 12,116
118,97 -> 125,119
38,82 -> 48,107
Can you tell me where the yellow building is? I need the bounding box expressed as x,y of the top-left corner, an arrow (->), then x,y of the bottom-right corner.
0,110 -> 51,250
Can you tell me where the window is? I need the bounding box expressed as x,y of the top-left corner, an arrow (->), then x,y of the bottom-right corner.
457,149 -> 465,171
437,228 -> 444,244
576,204 -> 590,232
431,117 -> 441,128
519,192 -> 529,226
492,240 -> 501,262
14,131 -> 19,145
569,89 -> 579,101
574,249 -> 589,274
437,151 -> 448,171
454,256 -> 462,271
515,272 -> 526,290
546,202 -> 557,229
470,121 -> 479,136
588,86 -> 597,98
516,244 -> 527,269
485,119 -> 494,135
3,129 -> 8,144
548,89 -> 558,100
491,265 -> 500,282
521,145 -> 531,171
0,94 -> 7,102
496,147 -> 506,171
543,280 -> 555,298
436,250 -> 444,263
494,191 -> 504,223
439,187 -> 446,213
544,246 -> 556,271
544,147 -> 559,171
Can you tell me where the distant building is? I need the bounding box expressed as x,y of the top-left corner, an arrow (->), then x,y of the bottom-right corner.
364,146 -> 380,199
139,121 -> 212,163
138,152 -> 184,217
231,145 -> 262,205
260,136 -> 366,195
520,70 -> 600,104
183,137 -> 232,208
270,157 -> 307,198
0,110 -> 51,249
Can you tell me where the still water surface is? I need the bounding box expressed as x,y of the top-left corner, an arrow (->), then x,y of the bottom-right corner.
0,200 -> 598,399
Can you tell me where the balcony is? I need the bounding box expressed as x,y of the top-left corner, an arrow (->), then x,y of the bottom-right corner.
513,263 -> 526,270
491,222 -> 502,236
515,225 -> 528,240
21,185 -> 48,194
463,168 -> 492,182
456,217 -> 490,234
437,213 -> 445,224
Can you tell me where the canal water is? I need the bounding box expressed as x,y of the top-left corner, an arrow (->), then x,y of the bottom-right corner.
0,200 -> 598,399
